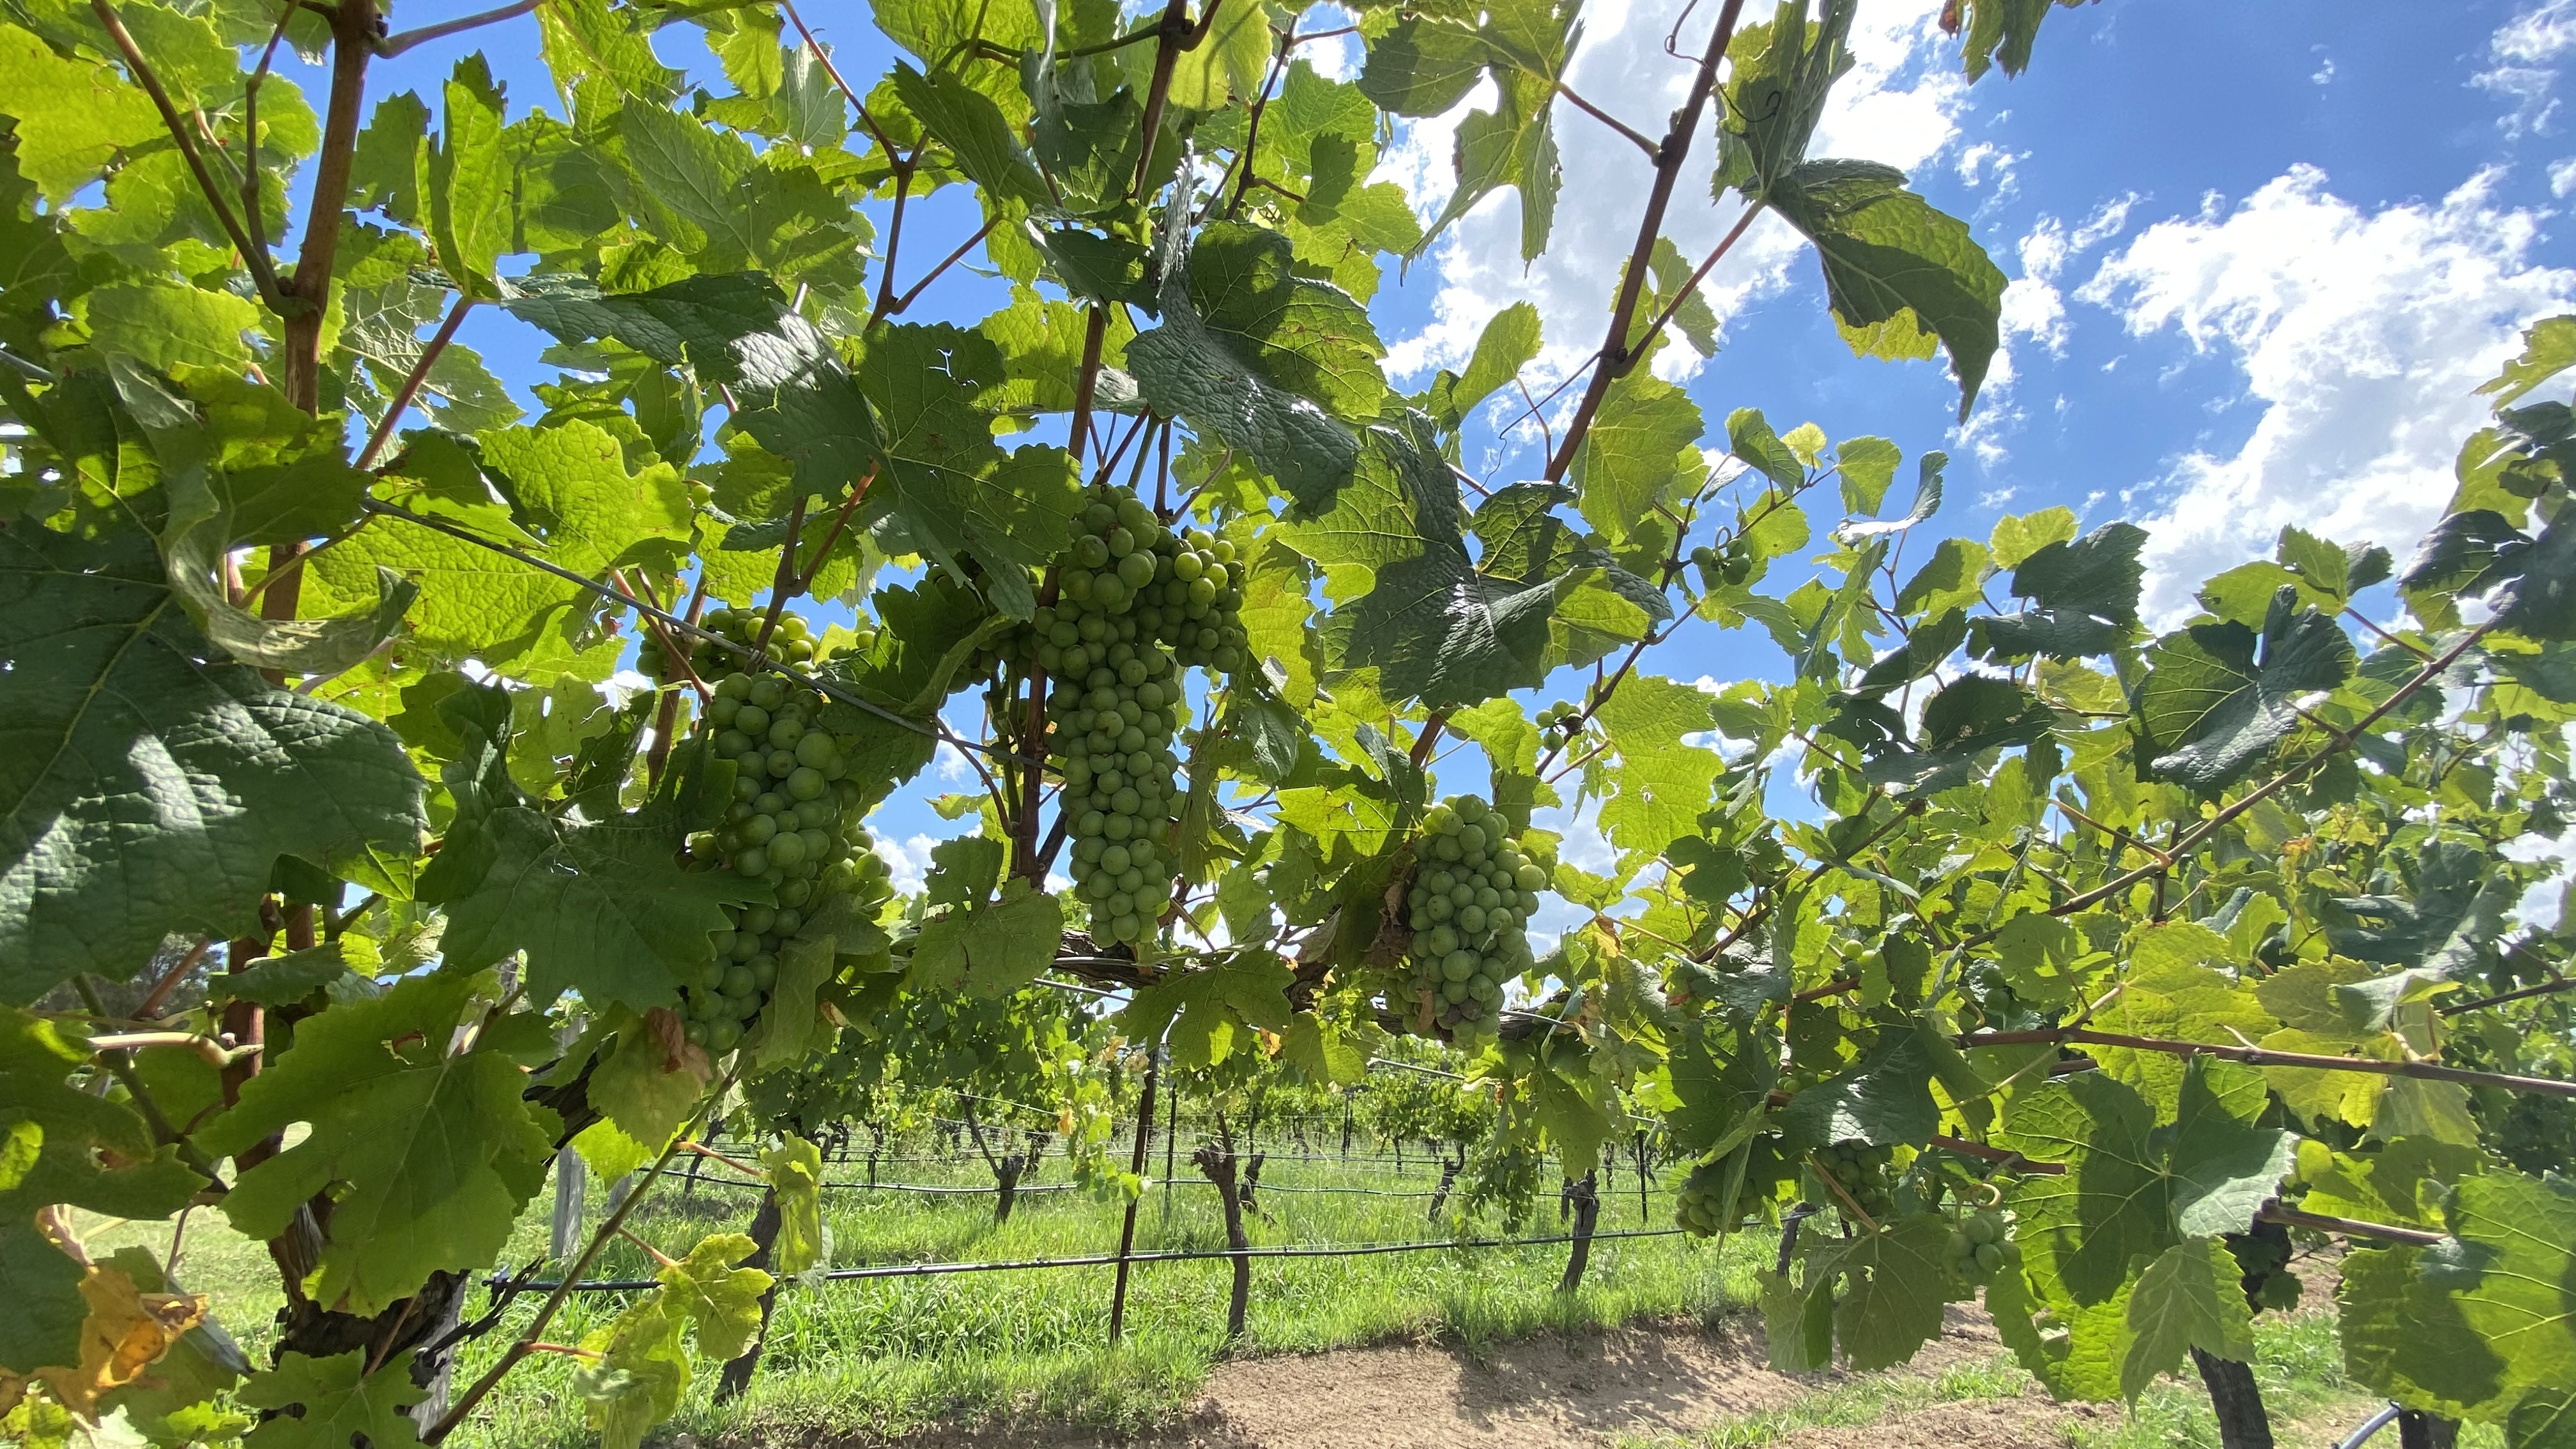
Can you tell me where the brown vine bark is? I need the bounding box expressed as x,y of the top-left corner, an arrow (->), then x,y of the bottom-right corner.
2190,1349 -> 2274,1449
1193,1135 -> 1253,1343
1558,1172 -> 1600,1294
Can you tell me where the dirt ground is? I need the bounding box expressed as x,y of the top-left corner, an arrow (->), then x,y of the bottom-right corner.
907,1308 -> 2106,1449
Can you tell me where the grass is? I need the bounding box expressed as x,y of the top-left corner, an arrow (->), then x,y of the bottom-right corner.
80,1144 -> 1772,1448
88,1147 -> 2494,1449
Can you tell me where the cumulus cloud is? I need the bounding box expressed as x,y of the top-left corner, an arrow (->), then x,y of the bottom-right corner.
2475,0 -> 2576,137
1383,0 -> 1970,395
874,833 -> 944,893
2075,164 -> 2576,623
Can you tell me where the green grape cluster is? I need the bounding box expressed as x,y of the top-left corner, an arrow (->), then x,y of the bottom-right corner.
643,602 -> 873,683
1402,794 -> 1547,1046
1534,698 -> 1585,749
1035,494 -> 1249,677
1675,1157 -> 1746,1237
675,617 -> 893,1050
1813,1140 -> 1897,1221
1040,493 -> 1194,947
1947,1209 -> 2022,1283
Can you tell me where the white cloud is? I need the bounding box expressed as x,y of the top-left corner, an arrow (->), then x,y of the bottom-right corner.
935,740 -> 972,783
2476,0 -> 2576,136
1384,0 -> 1970,392
2076,164 -> 2576,623
875,833 -> 944,893
2553,156 -> 2576,195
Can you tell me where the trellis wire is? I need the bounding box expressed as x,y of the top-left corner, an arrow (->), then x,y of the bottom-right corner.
496,1225 -> 1696,1294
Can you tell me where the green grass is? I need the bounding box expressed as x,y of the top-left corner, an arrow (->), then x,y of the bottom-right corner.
82,1147 -> 1769,1448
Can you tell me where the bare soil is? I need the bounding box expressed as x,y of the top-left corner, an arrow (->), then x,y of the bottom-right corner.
903,1308 -> 2101,1449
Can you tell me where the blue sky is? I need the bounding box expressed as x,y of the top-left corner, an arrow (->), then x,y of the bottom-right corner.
305,0 -> 2576,898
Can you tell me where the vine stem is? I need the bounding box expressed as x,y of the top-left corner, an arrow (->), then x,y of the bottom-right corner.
1067,309 -> 1112,462
356,295 -> 474,469
1131,0 -> 1224,201
424,1083 -> 734,1444
90,0 -> 286,308
1956,1026 -> 2576,1100
2435,975 -> 2576,1015
749,494 -> 810,660
1542,0 -> 1749,486
376,0 -> 538,56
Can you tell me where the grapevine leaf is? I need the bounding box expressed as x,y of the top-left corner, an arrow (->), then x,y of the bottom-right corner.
1356,16 -> 1488,116
1728,408 -> 1804,490
1779,1032 -> 1938,1150
908,879 -> 1064,998
1279,1013 -> 1368,1085
740,936 -> 836,1074
1429,301 -> 1542,432
656,1233 -> 771,1362
2135,585 -> 2356,790
2000,1071 -> 2172,1307
2481,315 -> 2576,405
1574,374 -> 1702,546
2121,1238 -> 2256,1400
2340,1245 -> 2509,1419
238,1350 -> 425,1449
1837,436 -> 1901,515
2511,1388 -> 2576,1449
572,1297 -> 687,1449
1858,675 -> 2052,796
762,1135 -> 826,1275
891,62 -> 1050,208
162,471 -> 416,678
198,969 -> 559,1315
1954,0 -> 2088,79
0,23 -> 167,201
2433,1172 -> 2576,1404
852,325 -> 1083,619
0,1226 -> 86,1377
587,1009 -> 710,1154
423,56 -> 510,298
1973,521 -> 2147,661
1825,1214 -> 1954,1370
419,691 -> 742,1009
1713,0 -> 1855,202
0,1007 -> 201,1220
1120,954 -> 1296,1070
1128,227 -> 1377,512
0,527 -> 424,1002
1594,674 -> 1726,866
1767,159 -> 2005,418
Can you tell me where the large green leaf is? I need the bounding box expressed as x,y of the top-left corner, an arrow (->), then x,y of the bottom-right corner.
1119,953 -> 1296,1070
908,879 -> 1065,998
239,1350 -> 426,1449
0,1006 -> 201,1221
423,55 -> 510,298
1712,0 -> 1855,201
656,1232 -> 771,1361
2003,1059 -> 2293,1315
2136,585 -> 2356,789
0,528 -> 424,1000
417,686 -> 746,1009
1572,374 -> 1703,547
2121,1238 -> 2256,1400
1767,158 -> 2006,419
1128,225 -> 1381,512
1974,521 -> 2147,661
0,22 -> 166,203
201,969 -> 558,1315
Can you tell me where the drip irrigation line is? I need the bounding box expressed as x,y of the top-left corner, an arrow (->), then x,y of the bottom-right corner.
496,1226 -> 1697,1292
